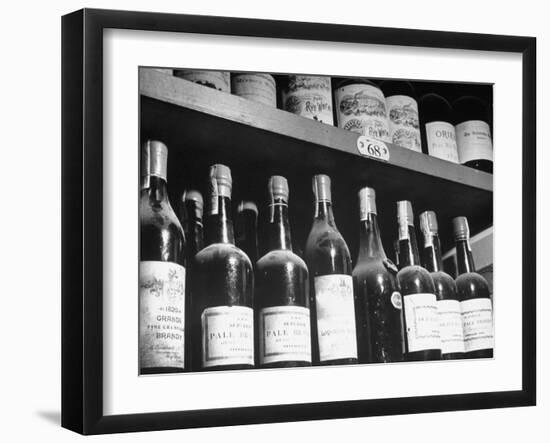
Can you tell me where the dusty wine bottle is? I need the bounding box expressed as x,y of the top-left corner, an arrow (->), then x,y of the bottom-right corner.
139,140 -> 187,374
453,96 -> 493,173
173,69 -> 231,92
305,175 -> 358,365
231,73 -> 277,107
453,217 -> 494,358
419,93 -> 459,163
396,201 -> 441,361
179,189 -> 204,259
236,201 -> 259,266
334,78 -> 391,142
420,211 -> 465,359
191,164 -> 255,371
380,80 -> 422,152
352,187 -> 404,363
255,176 -> 311,368
281,75 -> 334,125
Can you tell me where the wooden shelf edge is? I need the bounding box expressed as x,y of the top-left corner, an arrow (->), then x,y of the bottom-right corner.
139,69 -> 493,193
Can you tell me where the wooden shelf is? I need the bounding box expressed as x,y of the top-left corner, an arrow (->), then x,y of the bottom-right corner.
139,69 -> 493,257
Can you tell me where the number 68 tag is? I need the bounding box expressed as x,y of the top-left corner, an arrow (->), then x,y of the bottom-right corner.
356,136 -> 390,162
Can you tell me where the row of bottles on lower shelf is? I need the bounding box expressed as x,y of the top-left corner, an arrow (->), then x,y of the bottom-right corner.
152,68 -> 493,173
139,140 -> 494,374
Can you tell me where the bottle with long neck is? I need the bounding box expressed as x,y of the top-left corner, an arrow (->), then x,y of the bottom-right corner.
305,175 -> 358,365
352,187 -> 404,363
396,201 -> 441,361
236,201 -> 259,265
453,217 -> 493,358
191,164 -> 254,371
179,189 -> 204,259
139,140 -> 187,374
255,176 -> 311,368
420,211 -> 464,360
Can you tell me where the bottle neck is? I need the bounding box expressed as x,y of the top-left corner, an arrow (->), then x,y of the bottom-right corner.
267,198 -> 292,251
142,175 -> 169,204
423,233 -> 443,272
456,238 -> 475,274
209,196 -> 235,244
357,212 -> 386,261
314,200 -> 336,227
399,226 -> 421,268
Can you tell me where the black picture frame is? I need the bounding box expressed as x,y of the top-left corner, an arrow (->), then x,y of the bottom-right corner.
61,8 -> 536,435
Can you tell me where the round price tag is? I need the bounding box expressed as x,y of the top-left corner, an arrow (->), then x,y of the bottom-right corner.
356,136 -> 390,162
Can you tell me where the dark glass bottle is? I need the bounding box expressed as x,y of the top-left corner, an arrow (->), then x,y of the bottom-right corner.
453,217 -> 494,358
179,189 -> 204,259
236,201 -> 259,265
380,80 -> 422,153
352,187 -> 404,363
334,78 -> 391,142
453,96 -> 493,173
420,211 -> 465,360
305,175 -> 358,365
396,201 -> 441,361
191,164 -> 254,371
139,140 -> 187,374
419,93 -> 459,163
255,176 -> 311,368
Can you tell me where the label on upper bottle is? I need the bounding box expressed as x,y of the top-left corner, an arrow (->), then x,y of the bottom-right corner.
335,84 -> 391,142
403,293 -> 441,352
438,299 -> 465,355
232,74 -> 276,107
386,95 -> 422,152
425,121 -> 459,163
259,306 -> 312,365
455,120 -> 493,164
460,298 -> 494,352
174,70 -> 230,92
282,76 -> 333,125
201,305 -> 254,367
139,261 -> 186,369
314,274 -> 358,361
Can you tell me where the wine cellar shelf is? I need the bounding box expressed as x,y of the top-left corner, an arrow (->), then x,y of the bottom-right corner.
139,69 -> 493,257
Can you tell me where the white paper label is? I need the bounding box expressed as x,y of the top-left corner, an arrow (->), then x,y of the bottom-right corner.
314,274 -> 358,361
282,75 -> 333,124
259,306 -> 312,364
335,84 -> 391,142
425,121 -> 459,163
455,120 -> 493,163
438,299 -> 465,354
356,136 -> 390,161
461,298 -> 494,352
403,293 -> 441,352
201,306 -> 254,367
231,73 -> 276,107
139,261 -> 186,369
386,95 -> 422,152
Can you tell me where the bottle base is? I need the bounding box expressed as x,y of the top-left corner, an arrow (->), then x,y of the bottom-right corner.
261,361 -> 312,369
315,358 -> 358,366
140,366 -> 186,375
464,349 -> 493,359
405,350 -> 441,362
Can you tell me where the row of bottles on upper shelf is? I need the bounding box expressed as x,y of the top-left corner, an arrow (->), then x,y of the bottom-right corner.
155,68 -> 493,174
139,139 -> 494,374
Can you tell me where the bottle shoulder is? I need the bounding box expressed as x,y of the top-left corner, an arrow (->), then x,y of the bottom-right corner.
455,272 -> 490,298
194,243 -> 252,268
140,194 -> 183,232
257,249 -> 308,271
430,271 -> 458,299
397,265 -> 435,293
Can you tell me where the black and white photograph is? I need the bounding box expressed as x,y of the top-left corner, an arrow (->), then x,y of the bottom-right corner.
138,68 -> 495,375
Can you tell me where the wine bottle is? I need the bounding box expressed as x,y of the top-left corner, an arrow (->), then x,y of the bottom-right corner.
191,164 -> 255,371
236,201 -> 259,265
231,73 -> 277,107
179,189 -> 204,259
396,201 -> 441,361
453,217 -> 494,358
453,96 -> 493,173
420,211 -> 465,359
173,69 -> 230,92
419,93 -> 459,163
281,75 -> 333,125
139,140 -> 187,374
255,176 -> 311,368
352,187 -> 404,363
334,78 -> 391,142
380,80 -> 422,152
305,175 -> 358,365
